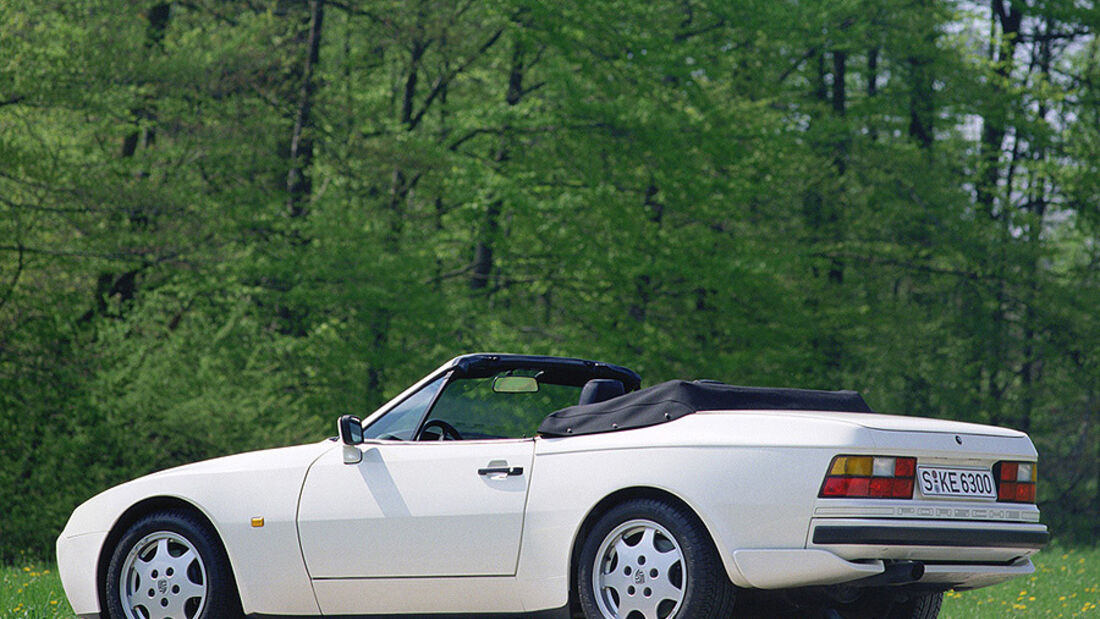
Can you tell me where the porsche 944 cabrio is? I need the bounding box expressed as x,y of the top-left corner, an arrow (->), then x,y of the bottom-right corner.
57,353 -> 1048,619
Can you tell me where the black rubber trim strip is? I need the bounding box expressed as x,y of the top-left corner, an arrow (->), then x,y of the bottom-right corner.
813,525 -> 1049,549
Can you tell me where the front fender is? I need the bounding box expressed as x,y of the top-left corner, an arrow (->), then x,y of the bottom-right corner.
57,442 -> 334,616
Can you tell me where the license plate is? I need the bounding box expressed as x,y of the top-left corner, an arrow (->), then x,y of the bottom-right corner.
917,467 -> 996,499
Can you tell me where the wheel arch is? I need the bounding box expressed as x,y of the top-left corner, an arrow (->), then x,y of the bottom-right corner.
567,486 -> 728,609
95,495 -> 232,612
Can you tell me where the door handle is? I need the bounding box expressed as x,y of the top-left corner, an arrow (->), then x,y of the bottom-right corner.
478,466 -> 524,477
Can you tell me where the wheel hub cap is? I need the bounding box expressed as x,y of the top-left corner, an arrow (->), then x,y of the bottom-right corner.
119,531 -> 208,619
593,519 -> 686,619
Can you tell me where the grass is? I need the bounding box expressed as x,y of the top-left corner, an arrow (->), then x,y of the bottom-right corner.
941,546 -> 1100,618
1,562 -> 68,619
3,547 -> 1097,618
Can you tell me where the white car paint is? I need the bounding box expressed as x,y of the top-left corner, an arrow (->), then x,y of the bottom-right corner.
57,355 -> 1047,618
298,439 -> 535,579
58,443 -> 332,617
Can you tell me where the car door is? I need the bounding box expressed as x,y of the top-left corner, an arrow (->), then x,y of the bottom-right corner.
297,437 -> 534,579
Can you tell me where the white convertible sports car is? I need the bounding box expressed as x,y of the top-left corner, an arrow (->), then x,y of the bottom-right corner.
58,353 -> 1048,619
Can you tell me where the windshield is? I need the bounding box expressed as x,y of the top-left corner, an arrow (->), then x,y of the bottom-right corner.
362,375 -> 447,440
421,370 -> 582,439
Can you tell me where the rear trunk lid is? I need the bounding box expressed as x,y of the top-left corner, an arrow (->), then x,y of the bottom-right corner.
752,410 -> 1026,439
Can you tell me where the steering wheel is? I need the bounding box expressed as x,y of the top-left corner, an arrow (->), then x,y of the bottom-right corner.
417,419 -> 463,441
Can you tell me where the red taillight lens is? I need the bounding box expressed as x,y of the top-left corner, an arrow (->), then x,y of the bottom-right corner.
819,455 -> 917,499
894,457 -> 915,477
995,461 -> 1037,503
822,477 -> 851,496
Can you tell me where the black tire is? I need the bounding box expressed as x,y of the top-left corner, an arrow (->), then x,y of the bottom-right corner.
887,592 -> 942,619
105,509 -> 243,619
830,591 -> 943,619
576,498 -> 735,619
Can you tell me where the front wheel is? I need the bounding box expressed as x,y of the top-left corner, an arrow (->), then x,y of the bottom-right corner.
576,498 -> 735,619
105,510 -> 242,619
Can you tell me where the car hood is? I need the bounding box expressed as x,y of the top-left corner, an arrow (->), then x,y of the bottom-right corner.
141,440 -> 335,480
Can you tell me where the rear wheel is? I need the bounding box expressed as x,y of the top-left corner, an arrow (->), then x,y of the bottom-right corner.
105,510 -> 242,619
828,591 -> 943,619
576,498 -> 735,619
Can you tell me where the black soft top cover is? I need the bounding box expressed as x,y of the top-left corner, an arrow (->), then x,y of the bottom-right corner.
538,379 -> 873,437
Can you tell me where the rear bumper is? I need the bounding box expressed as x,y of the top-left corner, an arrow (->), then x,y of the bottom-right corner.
921,559 -> 1036,590
807,518 -> 1048,563
731,549 -> 1037,591
804,517 -> 1045,590
812,524 -> 1049,550
731,518 -> 1046,591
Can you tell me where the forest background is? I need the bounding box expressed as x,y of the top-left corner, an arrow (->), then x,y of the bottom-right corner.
1,0 -> 1098,562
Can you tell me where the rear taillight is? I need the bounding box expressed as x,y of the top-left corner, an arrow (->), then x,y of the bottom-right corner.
994,461 -> 1037,503
819,455 -> 916,499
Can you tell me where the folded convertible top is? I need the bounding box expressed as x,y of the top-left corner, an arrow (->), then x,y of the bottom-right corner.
538,379 -> 873,437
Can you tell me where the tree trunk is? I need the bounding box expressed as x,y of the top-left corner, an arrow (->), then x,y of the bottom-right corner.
89,2 -> 170,322
470,38 -> 527,292
286,0 -> 325,219
976,0 -> 1023,215
908,56 -> 934,149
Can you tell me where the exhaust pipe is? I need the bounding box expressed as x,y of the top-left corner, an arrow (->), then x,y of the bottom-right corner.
853,561 -> 925,587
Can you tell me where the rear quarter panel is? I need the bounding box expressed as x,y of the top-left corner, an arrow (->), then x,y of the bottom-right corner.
520,410 -> 1042,608
519,412 -> 872,606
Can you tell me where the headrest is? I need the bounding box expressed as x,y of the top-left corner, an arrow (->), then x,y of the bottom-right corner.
578,378 -> 625,405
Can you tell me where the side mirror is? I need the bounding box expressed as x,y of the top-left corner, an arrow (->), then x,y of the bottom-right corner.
338,415 -> 364,445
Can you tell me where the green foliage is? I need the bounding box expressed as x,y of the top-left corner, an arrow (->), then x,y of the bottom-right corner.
1,0 -> 1098,562
4,546 -> 1100,618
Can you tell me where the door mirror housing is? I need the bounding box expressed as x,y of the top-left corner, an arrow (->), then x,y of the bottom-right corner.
338,415 -> 364,445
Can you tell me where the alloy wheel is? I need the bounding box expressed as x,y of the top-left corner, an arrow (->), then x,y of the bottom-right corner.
592,518 -> 686,619
118,530 -> 208,619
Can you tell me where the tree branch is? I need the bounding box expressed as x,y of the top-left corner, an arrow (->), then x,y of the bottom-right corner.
0,242 -> 24,315
777,47 -> 817,84
324,0 -> 385,24
816,251 -> 982,281
408,27 -> 505,131
674,18 -> 726,43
